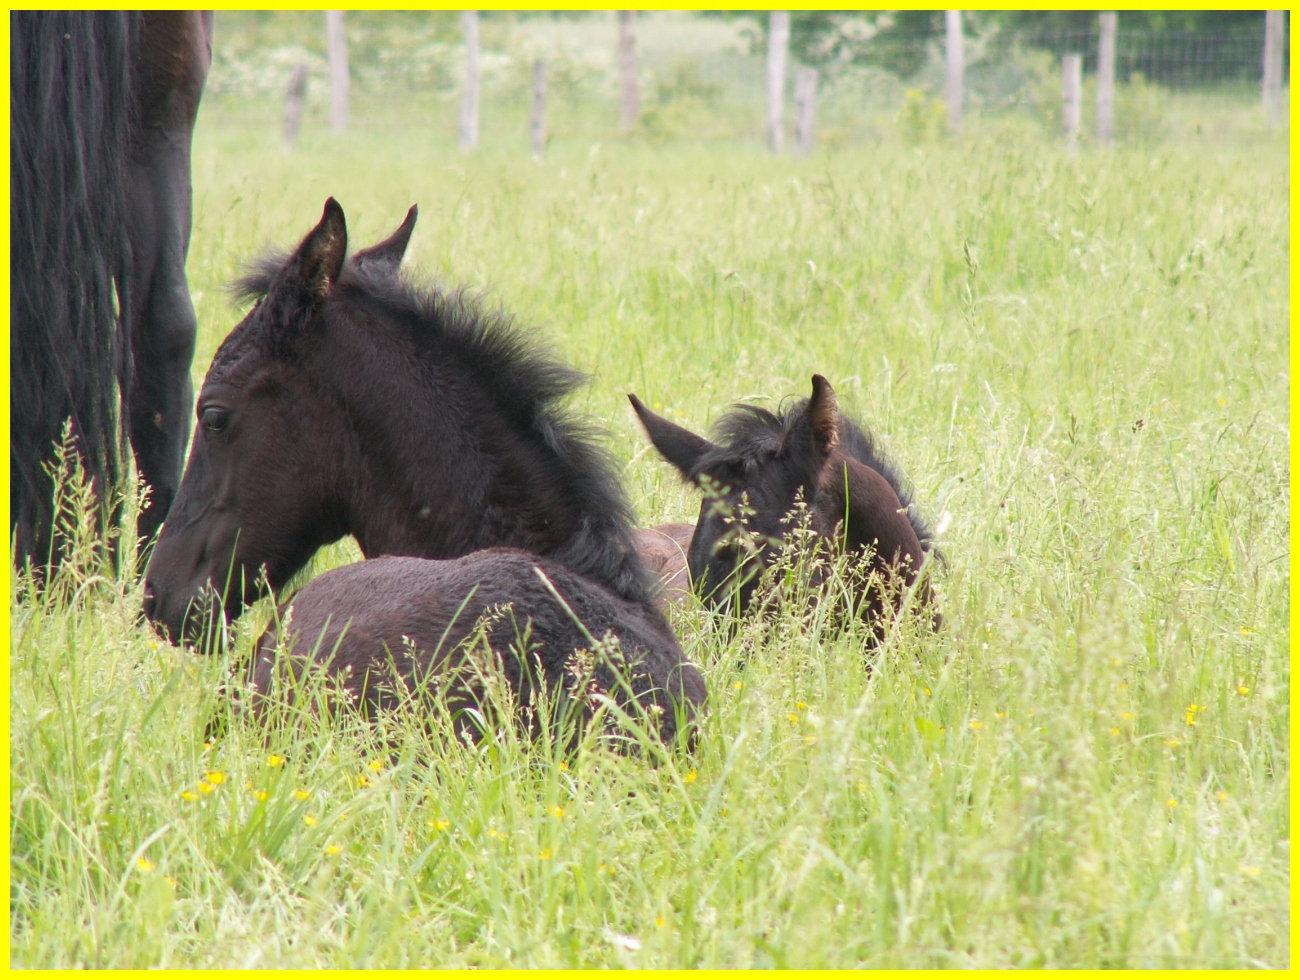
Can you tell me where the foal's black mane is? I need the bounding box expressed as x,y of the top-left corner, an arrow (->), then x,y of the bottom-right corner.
228,253 -> 657,607
704,398 -> 934,552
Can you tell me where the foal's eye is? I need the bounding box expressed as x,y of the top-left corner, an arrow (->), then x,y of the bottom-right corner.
200,407 -> 231,434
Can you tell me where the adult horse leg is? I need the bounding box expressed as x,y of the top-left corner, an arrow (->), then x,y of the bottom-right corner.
126,11 -> 213,547
10,11 -> 138,574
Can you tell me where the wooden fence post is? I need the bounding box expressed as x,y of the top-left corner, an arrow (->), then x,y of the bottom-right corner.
618,11 -> 638,133
531,59 -> 547,159
945,10 -> 963,132
793,66 -> 817,156
1096,12 -> 1116,146
1263,10 -> 1285,125
1062,53 -> 1083,150
767,11 -> 790,152
284,61 -> 309,149
326,11 -> 348,131
460,11 -> 480,150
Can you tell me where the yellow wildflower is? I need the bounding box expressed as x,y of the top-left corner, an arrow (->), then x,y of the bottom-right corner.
304,814 -> 318,827
357,774 -> 370,788
136,857 -> 154,872
655,916 -> 665,928
538,847 -> 552,860
1164,738 -> 1179,747
430,819 -> 450,831
1239,627 -> 1254,636
557,761 -> 568,772
181,790 -> 198,802
1216,792 -> 1229,801
733,681 -> 743,690
550,805 -> 564,818
267,755 -> 284,768
795,701 -> 807,710
1122,712 -> 1134,721
163,876 -> 176,887
368,759 -> 384,773
970,720 -> 983,731
254,790 -> 268,802
199,781 -> 216,795
204,771 -> 224,785
786,713 -> 799,723
293,789 -> 311,801
684,770 -> 697,783
327,844 -> 342,855
1166,798 -> 1178,808
1109,727 -> 1119,735
1237,685 -> 1250,696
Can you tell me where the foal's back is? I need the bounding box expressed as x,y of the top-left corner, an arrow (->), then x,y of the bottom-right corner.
252,550 -> 707,744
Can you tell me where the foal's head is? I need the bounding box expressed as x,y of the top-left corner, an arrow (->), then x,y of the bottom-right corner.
142,199 -> 419,642
630,375 -> 842,610
146,198 -> 652,645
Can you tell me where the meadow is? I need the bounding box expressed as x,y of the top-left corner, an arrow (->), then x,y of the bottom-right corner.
9,92 -> 1289,966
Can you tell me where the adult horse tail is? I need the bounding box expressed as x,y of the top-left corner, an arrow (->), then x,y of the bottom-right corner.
10,11 -> 142,571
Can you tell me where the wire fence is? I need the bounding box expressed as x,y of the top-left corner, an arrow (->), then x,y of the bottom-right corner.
202,12 -> 1290,147
997,28 -> 1289,89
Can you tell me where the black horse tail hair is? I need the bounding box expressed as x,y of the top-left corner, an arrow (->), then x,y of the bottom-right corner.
10,11 -> 142,568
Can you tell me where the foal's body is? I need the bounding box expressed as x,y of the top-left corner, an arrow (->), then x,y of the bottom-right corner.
255,551 -> 702,742
144,201 -> 705,741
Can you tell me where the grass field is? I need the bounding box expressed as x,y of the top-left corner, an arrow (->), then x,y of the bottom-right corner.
9,97 -> 1290,967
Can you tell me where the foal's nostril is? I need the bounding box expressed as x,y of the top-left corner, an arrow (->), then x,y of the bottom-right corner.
141,582 -> 158,620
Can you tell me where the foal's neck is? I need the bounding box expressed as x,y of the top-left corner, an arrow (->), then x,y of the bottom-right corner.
328,327 -> 653,607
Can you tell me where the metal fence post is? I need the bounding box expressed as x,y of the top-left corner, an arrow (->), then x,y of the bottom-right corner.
767,11 -> 790,152
326,11 -> 348,131
1096,13 -> 1117,145
459,11 -> 480,150
945,10 -> 964,132
284,62 -> 309,150
531,59 -> 547,159
1062,53 -> 1083,149
618,12 -> 639,133
1263,11 -> 1285,125
794,66 -> 817,156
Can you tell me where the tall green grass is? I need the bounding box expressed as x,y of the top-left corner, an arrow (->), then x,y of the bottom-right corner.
10,105 -> 1288,966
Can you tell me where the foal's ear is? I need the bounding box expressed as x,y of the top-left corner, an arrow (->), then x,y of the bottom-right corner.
782,374 -> 840,468
350,204 -> 418,273
628,394 -> 718,481
807,374 -> 840,456
288,197 -> 348,296
263,198 -> 348,347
